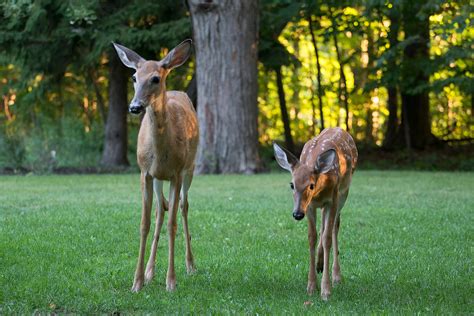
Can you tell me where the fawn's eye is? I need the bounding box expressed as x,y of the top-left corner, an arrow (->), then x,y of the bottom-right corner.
309,183 -> 315,190
132,75 -> 136,82
151,76 -> 160,84
290,182 -> 294,190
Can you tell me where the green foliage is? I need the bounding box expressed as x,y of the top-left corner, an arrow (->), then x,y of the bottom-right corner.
0,0 -> 472,170
0,0 -> 192,171
1,172 -> 473,313
0,116 -> 103,171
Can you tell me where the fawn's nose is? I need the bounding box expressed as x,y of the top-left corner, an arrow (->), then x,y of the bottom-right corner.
129,101 -> 145,114
293,210 -> 305,221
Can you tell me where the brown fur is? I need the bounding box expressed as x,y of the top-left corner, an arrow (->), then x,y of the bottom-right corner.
114,40 -> 198,293
274,127 -> 358,300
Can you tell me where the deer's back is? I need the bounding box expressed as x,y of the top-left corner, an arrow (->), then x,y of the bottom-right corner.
301,127 -> 358,192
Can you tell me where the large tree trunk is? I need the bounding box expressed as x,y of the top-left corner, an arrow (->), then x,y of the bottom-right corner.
383,13 -> 400,149
398,2 -> 432,149
100,51 -> 129,167
275,66 -> 295,153
186,74 -> 197,110
189,0 -> 260,174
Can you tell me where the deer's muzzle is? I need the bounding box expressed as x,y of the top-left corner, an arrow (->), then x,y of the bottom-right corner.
293,210 -> 305,221
129,100 -> 145,114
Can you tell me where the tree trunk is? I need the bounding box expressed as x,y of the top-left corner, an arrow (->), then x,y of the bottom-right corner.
384,86 -> 399,148
398,2 -> 432,149
365,28 -> 375,144
186,74 -> 197,110
189,0 -> 260,174
331,16 -> 349,131
275,66 -> 295,153
87,68 -> 107,124
100,51 -> 129,167
308,15 -> 325,133
383,13 -> 400,149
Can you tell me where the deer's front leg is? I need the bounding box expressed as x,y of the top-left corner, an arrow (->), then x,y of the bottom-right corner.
145,179 -> 166,283
131,172 -> 153,292
321,202 -> 337,300
166,175 -> 182,291
317,207 -> 326,273
307,206 -> 317,295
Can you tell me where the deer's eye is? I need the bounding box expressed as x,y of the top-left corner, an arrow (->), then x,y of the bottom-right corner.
132,75 -> 136,83
290,182 -> 294,190
309,184 -> 315,190
151,76 -> 160,84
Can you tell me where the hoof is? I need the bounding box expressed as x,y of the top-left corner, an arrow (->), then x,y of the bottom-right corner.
321,291 -> 331,301
307,282 -> 316,295
332,275 -> 342,285
166,279 -> 176,292
144,267 -> 155,284
186,264 -> 197,275
131,280 -> 144,293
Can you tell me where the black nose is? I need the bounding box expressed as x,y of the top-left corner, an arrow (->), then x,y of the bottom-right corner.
129,105 -> 144,114
293,210 -> 305,221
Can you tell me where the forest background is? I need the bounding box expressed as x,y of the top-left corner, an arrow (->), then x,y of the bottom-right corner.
0,0 -> 472,173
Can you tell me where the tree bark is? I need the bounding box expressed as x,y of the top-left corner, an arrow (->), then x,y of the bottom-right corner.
383,86 -> 399,148
189,0 -> 260,174
308,15 -> 325,133
100,51 -> 129,167
275,66 -> 295,153
365,28 -> 375,144
398,2 -> 432,149
331,15 -> 349,131
186,74 -> 197,110
87,68 -> 107,124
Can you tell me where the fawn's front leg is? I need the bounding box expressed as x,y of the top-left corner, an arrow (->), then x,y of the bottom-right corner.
317,207 -> 326,273
321,200 -> 337,300
307,205 -> 317,295
131,172 -> 153,292
166,175 -> 182,291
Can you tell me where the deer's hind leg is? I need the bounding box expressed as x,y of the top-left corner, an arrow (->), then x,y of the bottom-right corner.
332,191 -> 348,285
181,168 -> 196,274
166,175 -> 182,291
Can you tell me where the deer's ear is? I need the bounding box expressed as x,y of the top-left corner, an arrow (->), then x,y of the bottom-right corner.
273,142 -> 299,172
162,39 -> 193,70
112,42 -> 145,69
315,149 -> 336,174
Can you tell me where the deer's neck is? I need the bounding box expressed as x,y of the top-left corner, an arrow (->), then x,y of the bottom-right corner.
146,89 -> 169,148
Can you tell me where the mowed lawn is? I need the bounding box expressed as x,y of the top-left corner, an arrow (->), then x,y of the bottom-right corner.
0,171 -> 472,314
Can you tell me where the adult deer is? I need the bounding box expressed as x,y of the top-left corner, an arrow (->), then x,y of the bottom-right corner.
113,40 -> 198,292
273,127 -> 357,300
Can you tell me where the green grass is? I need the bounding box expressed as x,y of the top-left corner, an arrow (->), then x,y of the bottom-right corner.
1,171 -> 473,314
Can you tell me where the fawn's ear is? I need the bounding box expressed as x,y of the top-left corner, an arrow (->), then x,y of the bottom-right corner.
162,39 -> 193,70
112,42 -> 145,70
273,142 -> 299,172
315,149 -> 336,174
